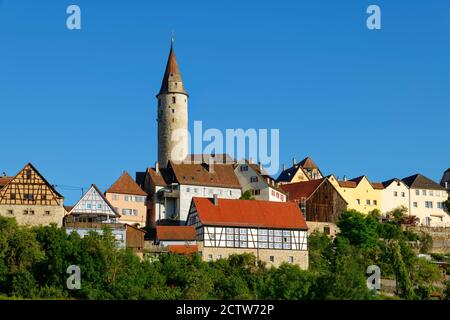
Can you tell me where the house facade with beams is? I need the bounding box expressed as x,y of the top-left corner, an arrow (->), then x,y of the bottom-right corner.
0,163 -> 65,226
105,172 -> 148,227
186,197 -> 309,269
234,162 -> 286,202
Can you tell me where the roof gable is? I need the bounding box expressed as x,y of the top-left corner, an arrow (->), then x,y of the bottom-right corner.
105,172 -> 147,196
402,174 -> 445,190
70,185 -> 119,217
280,179 -> 324,201
0,163 -> 63,206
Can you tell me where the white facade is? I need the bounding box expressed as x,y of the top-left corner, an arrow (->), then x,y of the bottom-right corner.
153,184 -> 242,224
234,164 -> 286,202
381,180 -> 410,213
408,188 -> 450,227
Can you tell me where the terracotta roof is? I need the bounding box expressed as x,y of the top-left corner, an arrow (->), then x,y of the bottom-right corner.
169,161 -> 241,189
157,42 -> 187,96
146,167 -> 167,187
156,226 -> 196,241
105,172 -> 147,196
402,174 -> 445,191
298,157 -> 319,169
371,182 -> 384,190
280,179 -> 324,201
64,206 -> 74,213
191,198 -> 308,230
185,154 -> 235,165
167,245 -> 198,255
0,176 -> 13,189
338,180 -> 358,188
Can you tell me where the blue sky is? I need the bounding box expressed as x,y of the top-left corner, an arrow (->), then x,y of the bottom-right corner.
1,0 -> 449,204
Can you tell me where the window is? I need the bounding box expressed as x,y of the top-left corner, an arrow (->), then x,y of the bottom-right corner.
422,190 -> 426,196
186,187 -> 190,193
356,199 -> 361,205
401,192 -> 405,197
429,190 -> 433,196
30,210 -> 35,215
250,176 -> 258,183
97,203 -> 102,209
122,209 -> 132,215
45,211 -> 50,215
42,195 -> 46,201
437,202 -> 442,209
24,194 -> 33,200
86,203 -> 92,209
124,195 -> 130,201
172,96 -> 176,104
112,194 -> 119,201
7,210 -> 13,215
252,189 -> 261,196
373,200 -> 378,206
133,209 -> 139,216
10,193 -> 16,200
269,256 -> 274,262
240,165 -> 248,172
207,254 -> 213,261
26,169 -> 32,179
394,191 -> 398,197
172,109 -> 175,113
23,210 -> 28,215
366,199 -> 371,205
288,256 -> 294,264
413,202 -> 418,208
415,190 -> 420,196
425,201 -> 433,209
323,226 -> 330,235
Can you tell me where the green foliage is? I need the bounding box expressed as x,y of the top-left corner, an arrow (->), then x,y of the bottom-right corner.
444,198 -> 450,212
239,190 -> 255,200
337,210 -> 379,250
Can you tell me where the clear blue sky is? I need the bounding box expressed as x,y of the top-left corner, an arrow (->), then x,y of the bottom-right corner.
1,0 -> 449,204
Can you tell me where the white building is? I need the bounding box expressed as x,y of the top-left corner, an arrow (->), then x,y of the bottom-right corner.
402,174 -> 450,227
234,162 -> 286,202
141,160 -> 242,226
381,178 -> 410,214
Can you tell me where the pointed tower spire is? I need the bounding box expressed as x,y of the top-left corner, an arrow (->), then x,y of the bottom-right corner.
157,34 -> 187,97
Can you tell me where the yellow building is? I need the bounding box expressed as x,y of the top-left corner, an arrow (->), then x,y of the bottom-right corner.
329,175 -> 383,214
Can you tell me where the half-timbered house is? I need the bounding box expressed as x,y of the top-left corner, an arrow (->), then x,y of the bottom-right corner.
0,163 -> 65,226
187,196 -> 309,269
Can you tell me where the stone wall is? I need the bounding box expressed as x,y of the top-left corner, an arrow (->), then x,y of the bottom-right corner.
199,244 -> 309,270
407,226 -> 450,253
0,204 -> 65,227
306,221 -> 340,238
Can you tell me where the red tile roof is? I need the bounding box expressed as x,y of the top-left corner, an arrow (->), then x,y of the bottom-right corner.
0,176 -> 13,188
147,167 -> 167,186
105,172 -> 147,196
338,180 -> 358,188
280,179 -> 324,201
156,226 -> 196,241
371,182 -> 384,190
167,245 -> 198,255
192,198 -> 308,230
169,161 -> 241,189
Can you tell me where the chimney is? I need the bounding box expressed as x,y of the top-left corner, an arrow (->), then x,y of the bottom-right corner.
258,161 -> 262,171
208,156 -> 215,174
282,164 -> 286,171
292,158 -> 296,166
213,194 -> 219,206
155,162 -> 159,174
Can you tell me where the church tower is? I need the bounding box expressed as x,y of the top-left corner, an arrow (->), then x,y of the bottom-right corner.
157,37 -> 189,168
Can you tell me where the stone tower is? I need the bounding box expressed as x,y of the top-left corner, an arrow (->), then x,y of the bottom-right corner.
157,37 -> 189,168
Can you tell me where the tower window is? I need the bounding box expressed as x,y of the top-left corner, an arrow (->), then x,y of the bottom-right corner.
172,109 -> 175,113
172,96 -> 176,104
158,98 -> 161,107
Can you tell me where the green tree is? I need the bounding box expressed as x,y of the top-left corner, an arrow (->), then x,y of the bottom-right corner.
240,190 -> 255,200
337,210 -> 380,250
